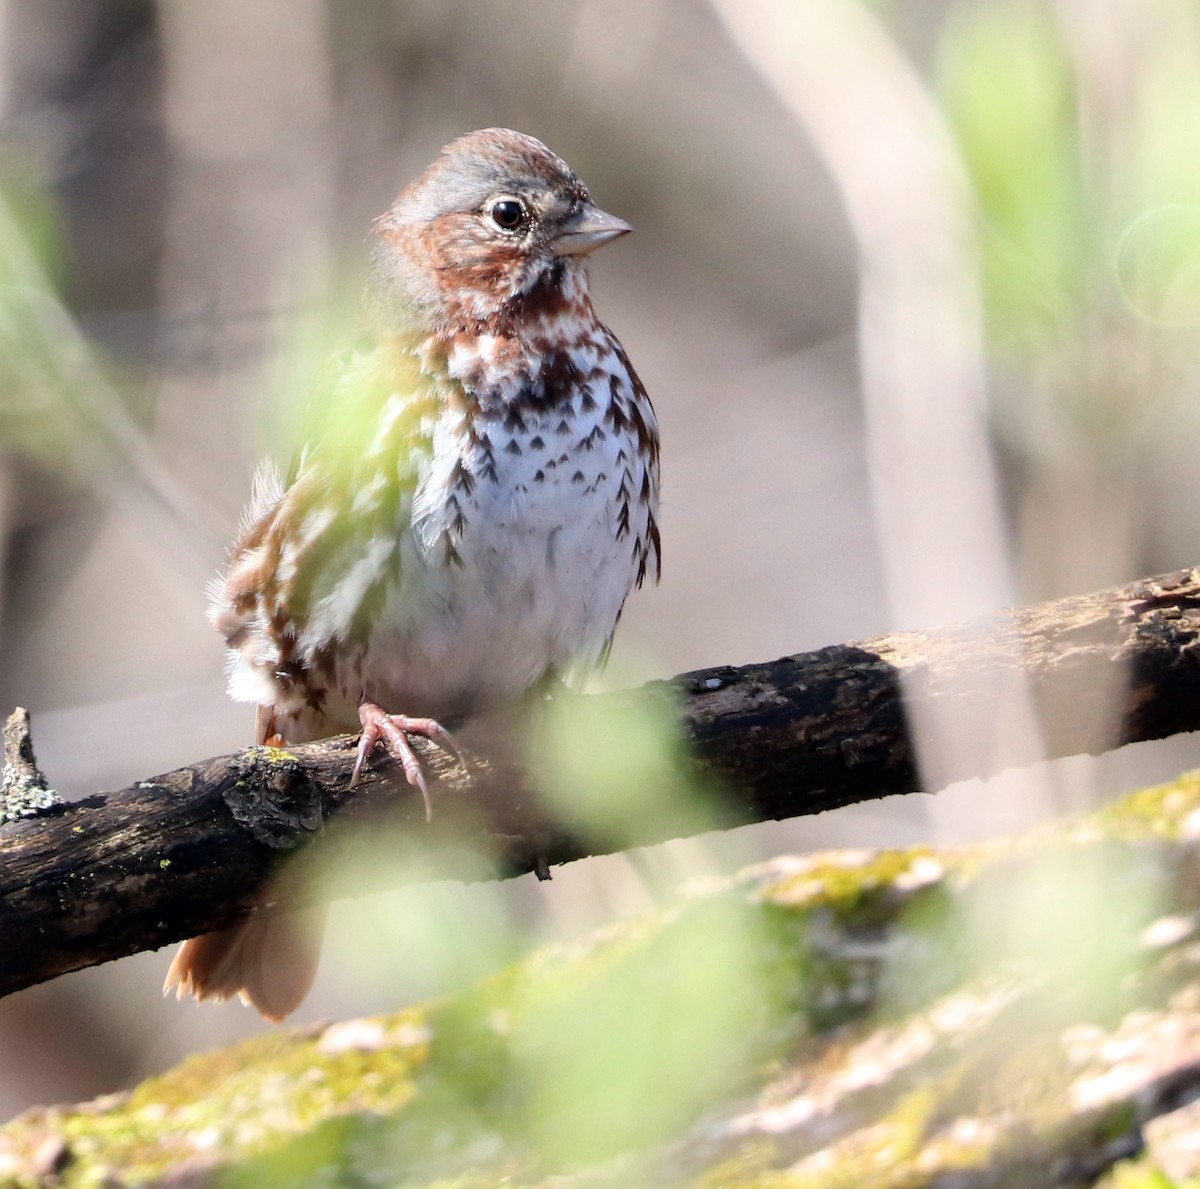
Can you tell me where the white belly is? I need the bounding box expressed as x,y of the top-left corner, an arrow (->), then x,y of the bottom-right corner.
316,395 -> 651,723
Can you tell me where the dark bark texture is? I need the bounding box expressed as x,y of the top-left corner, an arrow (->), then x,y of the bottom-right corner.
2,565 -> 1200,1000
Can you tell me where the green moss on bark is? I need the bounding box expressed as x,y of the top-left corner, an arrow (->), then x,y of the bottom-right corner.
4,772 -> 1200,1187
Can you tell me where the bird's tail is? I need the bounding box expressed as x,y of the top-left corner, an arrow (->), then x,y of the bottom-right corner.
163,905 -> 329,1023
164,704 -> 329,1022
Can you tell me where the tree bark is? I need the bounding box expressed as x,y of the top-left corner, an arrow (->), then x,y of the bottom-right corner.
2,564 -> 1199,1000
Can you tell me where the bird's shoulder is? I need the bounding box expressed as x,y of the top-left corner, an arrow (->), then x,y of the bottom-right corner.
286,331 -> 444,487
218,331 -> 449,603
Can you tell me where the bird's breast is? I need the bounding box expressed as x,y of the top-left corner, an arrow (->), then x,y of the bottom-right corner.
351,339 -> 656,717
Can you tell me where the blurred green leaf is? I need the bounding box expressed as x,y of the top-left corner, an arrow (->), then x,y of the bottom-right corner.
937,1 -> 1085,358
528,686 -> 714,851
506,893 -> 782,1167
935,0 -> 1200,469
0,169 -> 75,464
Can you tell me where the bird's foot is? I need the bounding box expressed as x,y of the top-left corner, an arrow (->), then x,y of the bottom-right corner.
350,702 -> 463,821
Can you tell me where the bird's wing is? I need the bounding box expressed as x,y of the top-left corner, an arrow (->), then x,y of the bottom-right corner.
210,332 -> 443,686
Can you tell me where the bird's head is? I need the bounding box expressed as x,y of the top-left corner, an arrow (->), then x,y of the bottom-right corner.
369,128 -> 631,334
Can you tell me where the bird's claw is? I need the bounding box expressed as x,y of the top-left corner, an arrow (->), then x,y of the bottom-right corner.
350,702 -> 464,821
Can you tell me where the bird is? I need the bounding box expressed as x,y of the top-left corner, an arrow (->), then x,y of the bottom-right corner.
163,128 -> 662,1021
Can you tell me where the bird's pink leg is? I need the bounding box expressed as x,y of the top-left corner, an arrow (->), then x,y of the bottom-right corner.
351,701 -> 463,821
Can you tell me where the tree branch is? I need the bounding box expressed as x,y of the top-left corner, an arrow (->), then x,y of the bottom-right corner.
3,565 -> 1200,999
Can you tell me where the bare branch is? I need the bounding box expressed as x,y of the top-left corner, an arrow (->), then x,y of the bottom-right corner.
2,565 -> 1200,999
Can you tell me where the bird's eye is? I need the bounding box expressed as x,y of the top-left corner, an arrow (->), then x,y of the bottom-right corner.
487,198 -> 527,232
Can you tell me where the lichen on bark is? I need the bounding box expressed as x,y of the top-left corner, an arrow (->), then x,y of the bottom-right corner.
6,771 -> 1200,1187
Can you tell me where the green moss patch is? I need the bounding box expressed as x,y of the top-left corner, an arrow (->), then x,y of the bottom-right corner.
6,771 -> 1200,1186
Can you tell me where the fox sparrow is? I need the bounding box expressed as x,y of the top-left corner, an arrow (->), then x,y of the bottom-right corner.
164,128 -> 661,1020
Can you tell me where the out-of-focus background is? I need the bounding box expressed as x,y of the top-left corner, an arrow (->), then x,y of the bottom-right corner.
2,0 -> 1200,1122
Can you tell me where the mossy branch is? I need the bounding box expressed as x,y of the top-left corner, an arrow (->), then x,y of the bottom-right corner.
3,565 -> 1200,999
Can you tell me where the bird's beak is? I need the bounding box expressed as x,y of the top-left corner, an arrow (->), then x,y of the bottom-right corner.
553,204 -> 633,257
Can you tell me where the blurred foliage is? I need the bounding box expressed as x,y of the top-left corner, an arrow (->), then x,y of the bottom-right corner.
0,156 -> 66,292
530,684 -> 716,849
938,2 -> 1084,360
1102,1164 -> 1195,1188
0,155 -> 161,508
7,768 -> 1200,1185
936,0 -> 1200,466
505,893 -> 782,1167
0,163 -> 74,466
